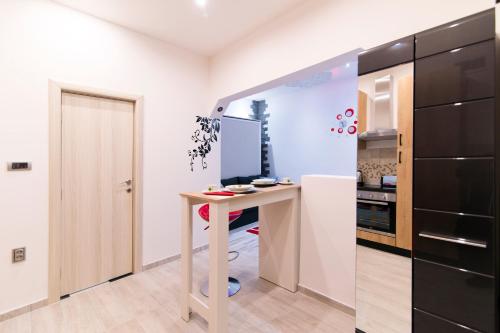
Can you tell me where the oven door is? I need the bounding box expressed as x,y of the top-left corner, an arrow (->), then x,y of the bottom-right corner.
357,199 -> 395,234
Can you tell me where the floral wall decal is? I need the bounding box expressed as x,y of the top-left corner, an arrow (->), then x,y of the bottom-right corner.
330,107 -> 357,137
188,116 -> 221,172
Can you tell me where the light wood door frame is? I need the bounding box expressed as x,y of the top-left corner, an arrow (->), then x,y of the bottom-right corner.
48,80 -> 143,303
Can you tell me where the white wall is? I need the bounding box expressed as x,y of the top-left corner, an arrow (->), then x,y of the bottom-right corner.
220,117 -> 261,179
0,0 -> 213,315
300,175 -> 356,309
209,0 -> 492,106
265,71 -> 358,183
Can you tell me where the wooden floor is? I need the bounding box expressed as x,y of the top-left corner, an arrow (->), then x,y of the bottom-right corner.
356,245 -> 412,333
0,230 -> 354,333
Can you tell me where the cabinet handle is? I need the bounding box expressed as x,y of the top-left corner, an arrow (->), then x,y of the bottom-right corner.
418,232 -> 487,248
399,133 -> 403,146
357,199 -> 388,206
398,151 -> 402,164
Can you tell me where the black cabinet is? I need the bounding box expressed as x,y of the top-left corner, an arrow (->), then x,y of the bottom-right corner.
412,9 -> 497,333
414,99 -> 494,158
415,40 -> 494,108
413,209 -> 494,275
414,259 -> 495,332
414,309 -> 482,333
358,36 -> 414,75
414,158 -> 494,216
416,9 -> 494,59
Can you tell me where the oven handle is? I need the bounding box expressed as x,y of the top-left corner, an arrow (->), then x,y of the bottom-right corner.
357,199 -> 388,206
418,231 -> 487,248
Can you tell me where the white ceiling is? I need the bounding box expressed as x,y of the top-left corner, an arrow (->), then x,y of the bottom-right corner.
53,0 -> 307,56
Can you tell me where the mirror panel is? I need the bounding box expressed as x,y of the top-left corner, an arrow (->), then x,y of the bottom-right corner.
356,63 -> 413,333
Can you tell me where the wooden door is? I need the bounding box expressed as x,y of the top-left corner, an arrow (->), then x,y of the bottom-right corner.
396,75 -> 413,250
61,93 -> 134,295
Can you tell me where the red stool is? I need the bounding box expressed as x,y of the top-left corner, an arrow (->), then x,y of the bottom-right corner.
198,204 -> 243,297
198,204 -> 243,229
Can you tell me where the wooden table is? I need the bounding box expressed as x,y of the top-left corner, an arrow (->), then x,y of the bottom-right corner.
180,184 -> 301,333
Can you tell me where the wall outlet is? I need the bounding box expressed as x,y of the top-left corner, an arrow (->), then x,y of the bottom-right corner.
12,247 -> 26,263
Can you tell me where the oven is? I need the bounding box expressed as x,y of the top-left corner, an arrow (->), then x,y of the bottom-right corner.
357,190 -> 396,235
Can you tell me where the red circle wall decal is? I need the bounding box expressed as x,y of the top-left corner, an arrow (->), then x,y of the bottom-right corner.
336,114 -> 342,120
338,128 -> 344,133
348,126 -> 357,134
345,108 -> 354,117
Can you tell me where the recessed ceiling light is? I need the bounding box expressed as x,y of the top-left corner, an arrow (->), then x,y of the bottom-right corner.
195,0 -> 208,8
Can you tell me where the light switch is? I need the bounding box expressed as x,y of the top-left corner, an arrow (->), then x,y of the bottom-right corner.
7,162 -> 32,171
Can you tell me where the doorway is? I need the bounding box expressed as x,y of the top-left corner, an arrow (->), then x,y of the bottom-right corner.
48,81 -> 143,302
216,49 -> 360,313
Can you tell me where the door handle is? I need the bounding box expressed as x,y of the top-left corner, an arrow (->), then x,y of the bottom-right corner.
399,133 -> 402,146
398,151 -> 402,164
418,231 -> 487,248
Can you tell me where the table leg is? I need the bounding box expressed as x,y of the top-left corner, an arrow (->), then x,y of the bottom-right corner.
208,202 -> 229,333
259,192 -> 300,292
181,197 -> 193,321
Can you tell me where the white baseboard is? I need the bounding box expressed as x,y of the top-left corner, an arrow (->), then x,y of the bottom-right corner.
142,244 -> 209,271
0,298 -> 48,323
298,285 -> 355,317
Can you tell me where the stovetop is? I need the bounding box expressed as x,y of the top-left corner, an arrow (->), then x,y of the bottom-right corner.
357,184 -> 396,193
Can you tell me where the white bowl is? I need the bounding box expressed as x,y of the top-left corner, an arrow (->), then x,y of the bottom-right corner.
252,178 -> 275,184
226,184 -> 254,192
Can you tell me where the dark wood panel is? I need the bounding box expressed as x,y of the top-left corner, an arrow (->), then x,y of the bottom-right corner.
358,36 -> 414,75
414,259 -> 495,332
414,99 -> 494,158
415,40 -> 494,108
416,9 -> 494,58
414,158 -> 494,216
414,309 -> 482,333
413,209 -> 494,275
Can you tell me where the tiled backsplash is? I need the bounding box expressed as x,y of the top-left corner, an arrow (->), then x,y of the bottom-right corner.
357,147 -> 397,185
